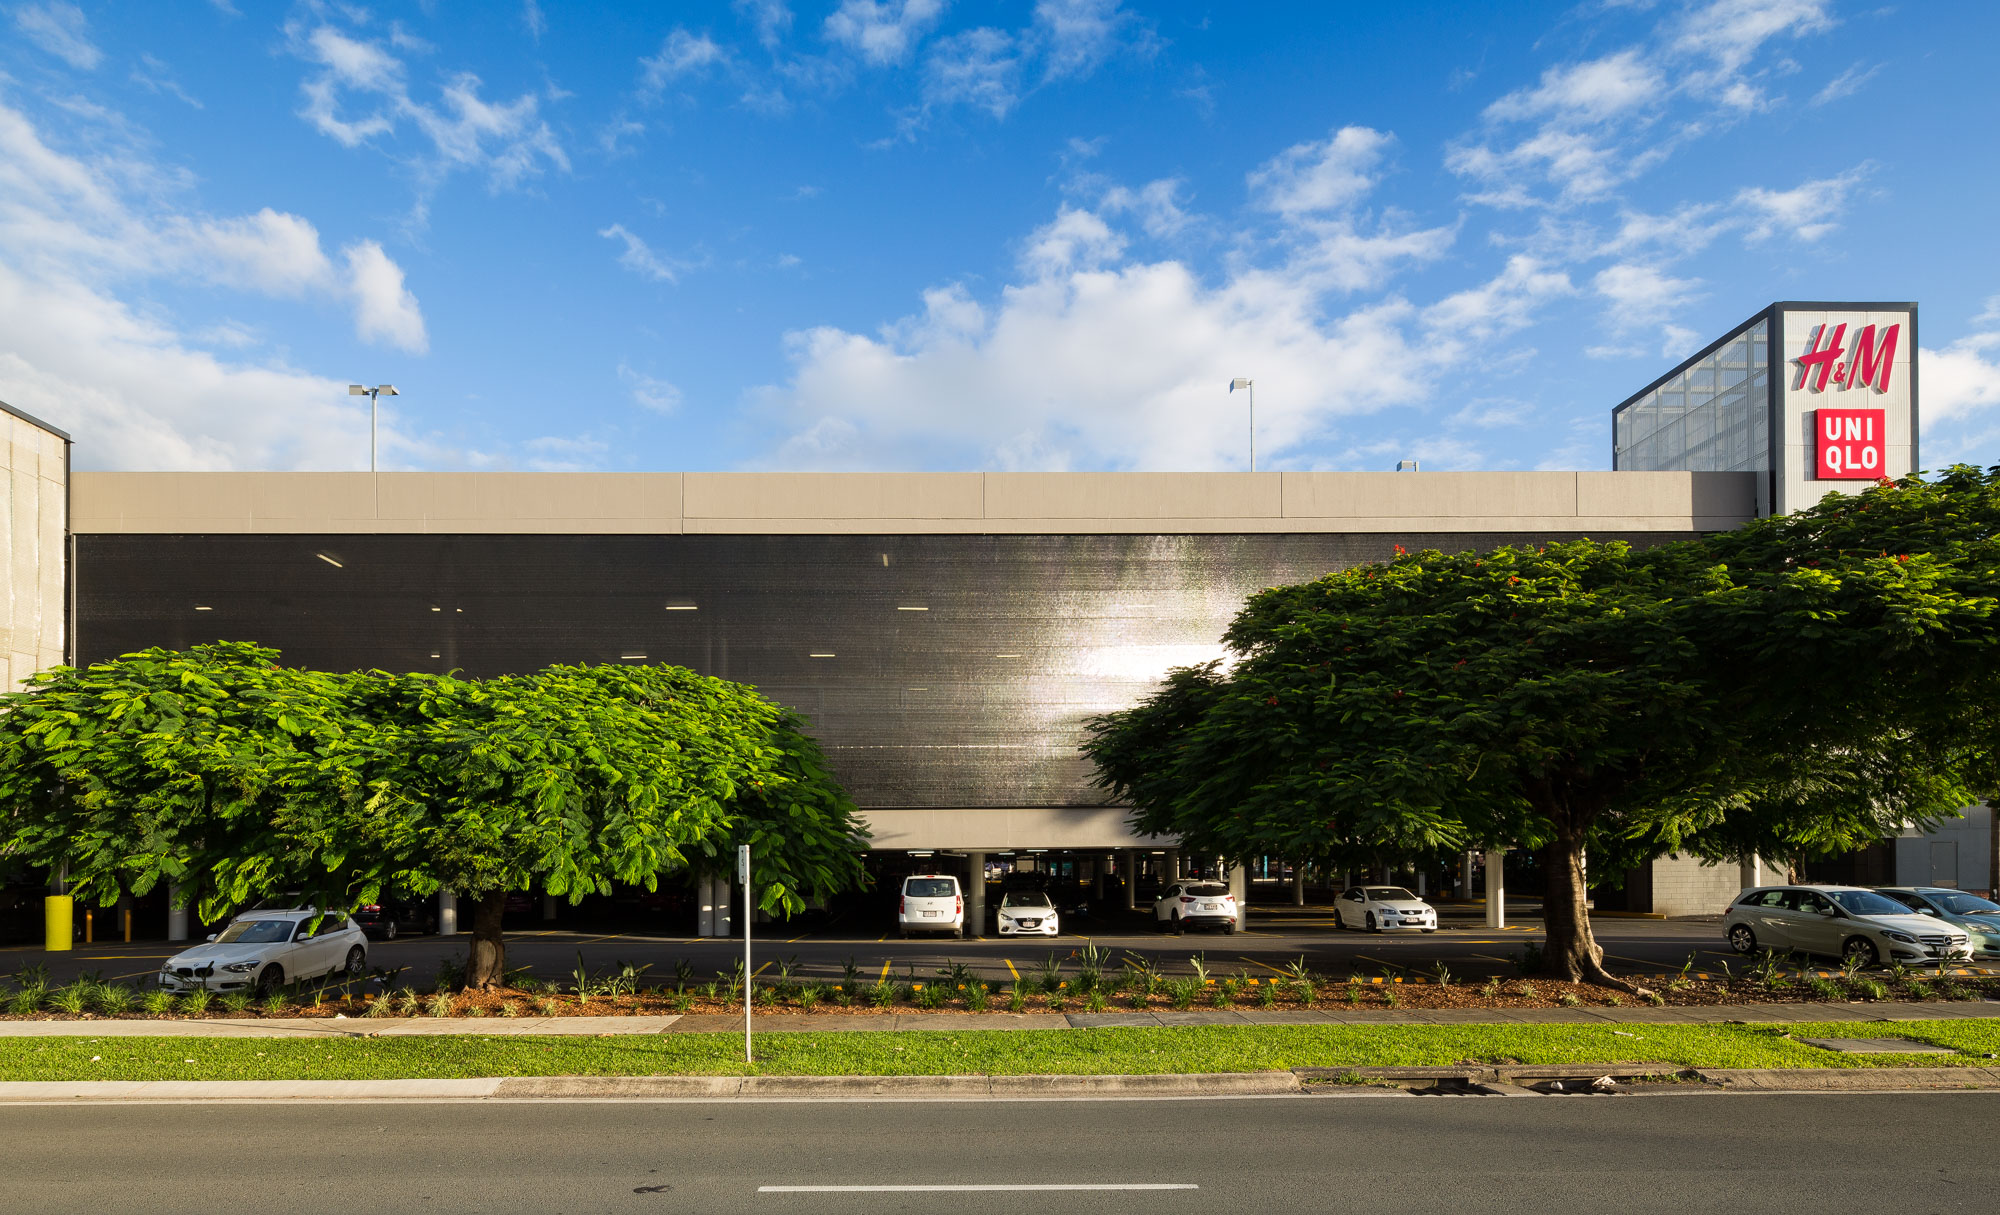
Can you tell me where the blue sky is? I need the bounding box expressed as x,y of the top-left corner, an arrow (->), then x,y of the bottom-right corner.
1,0 -> 1995,474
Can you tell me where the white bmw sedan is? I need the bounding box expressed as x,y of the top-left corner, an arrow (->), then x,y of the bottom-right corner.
1334,886 -> 1439,933
159,909 -> 368,994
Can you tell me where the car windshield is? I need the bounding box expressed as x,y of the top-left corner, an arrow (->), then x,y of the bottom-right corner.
1002,893 -> 1052,908
904,879 -> 956,898
1185,884 -> 1229,897
215,919 -> 297,944
1367,888 -> 1417,902
1933,893 -> 2000,916
1831,891 -> 1919,917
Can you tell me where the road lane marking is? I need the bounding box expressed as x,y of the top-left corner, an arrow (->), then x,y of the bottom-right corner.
1004,958 -> 1020,981
758,1184 -> 1199,1193
1238,955 -> 1289,976
878,960 -> 892,982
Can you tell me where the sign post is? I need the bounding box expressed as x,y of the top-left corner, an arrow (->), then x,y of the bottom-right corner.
739,844 -> 752,1064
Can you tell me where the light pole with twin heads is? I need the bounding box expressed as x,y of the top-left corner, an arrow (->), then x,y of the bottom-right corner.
349,384 -> 399,472
1229,378 -> 1254,471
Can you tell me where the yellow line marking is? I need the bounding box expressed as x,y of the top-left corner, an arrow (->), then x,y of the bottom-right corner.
786,935 -> 807,944
753,961 -> 772,976
1238,955 -> 1289,977
1005,959 -> 1021,981
1355,954 -> 1410,974
878,960 -> 892,981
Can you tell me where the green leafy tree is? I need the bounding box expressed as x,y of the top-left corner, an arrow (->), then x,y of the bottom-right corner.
1088,468 -> 2000,989
0,644 -> 870,987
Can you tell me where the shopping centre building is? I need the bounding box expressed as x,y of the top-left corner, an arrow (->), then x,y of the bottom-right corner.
0,299 -> 1987,940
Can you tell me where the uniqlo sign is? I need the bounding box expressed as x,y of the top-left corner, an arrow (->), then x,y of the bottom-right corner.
1815,408 -> 1887,479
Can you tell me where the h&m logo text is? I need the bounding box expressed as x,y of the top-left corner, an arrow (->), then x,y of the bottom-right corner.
1795,322 -> 1900,393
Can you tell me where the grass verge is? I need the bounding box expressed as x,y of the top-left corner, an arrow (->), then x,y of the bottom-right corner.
2,1019 -> 1998,1082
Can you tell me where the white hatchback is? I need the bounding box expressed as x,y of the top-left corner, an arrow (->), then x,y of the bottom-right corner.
159,909 -> 368,993
996,890 -> 1059,937
1335,886 -> 1438,933
1154,882 -> 1237,934
897,875 -> 964,938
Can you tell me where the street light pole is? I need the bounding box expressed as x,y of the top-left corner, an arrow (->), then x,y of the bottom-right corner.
1229,378 -> 1255,472
739,844 -> 753,1064
348,384 -> 400,472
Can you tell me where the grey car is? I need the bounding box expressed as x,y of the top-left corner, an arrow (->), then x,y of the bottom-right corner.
1876,887 -> 2000,960
1722,885 -> 1970,968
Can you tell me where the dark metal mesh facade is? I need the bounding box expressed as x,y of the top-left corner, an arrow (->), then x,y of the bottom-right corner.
76,532 -> 1694,809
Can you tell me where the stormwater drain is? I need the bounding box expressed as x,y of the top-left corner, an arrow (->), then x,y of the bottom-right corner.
1799,1037 -> 1954,1055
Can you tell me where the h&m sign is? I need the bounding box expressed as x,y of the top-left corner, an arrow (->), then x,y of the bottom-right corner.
1795,322 -> 1899,393
1815,408 -> 1886,479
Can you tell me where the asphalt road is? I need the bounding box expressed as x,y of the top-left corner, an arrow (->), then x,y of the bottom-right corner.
9,904 -> 1768,990
3,1093 -> 1994,1213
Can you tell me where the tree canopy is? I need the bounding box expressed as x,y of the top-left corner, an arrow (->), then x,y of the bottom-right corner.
0,644 -> 871,985
1087,466 -> 2000,988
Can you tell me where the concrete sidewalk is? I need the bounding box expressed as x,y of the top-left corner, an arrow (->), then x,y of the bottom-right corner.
0,1000 -> 1994,1037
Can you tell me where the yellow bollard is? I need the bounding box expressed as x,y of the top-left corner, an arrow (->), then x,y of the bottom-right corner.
124,909 -> 133,942
44,896 -> 72,952
84,909 -> 93,944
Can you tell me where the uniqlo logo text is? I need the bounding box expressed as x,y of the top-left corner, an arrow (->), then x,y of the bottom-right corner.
1795,322 -> 1900,393
1815,408 -> 1887,479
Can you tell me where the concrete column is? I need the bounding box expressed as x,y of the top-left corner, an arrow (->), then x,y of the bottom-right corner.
1460,851 -> 1475,899
1228,862 -> 1249,931
438,889 -> 458,935
1292,863 -> 1306,906
1739,854 -> 1763,889
1483,851 -> 1505,930
1092,853 -> 1106,901
966,851 -> 986,938
1122,850 -> 1138,910
1416,870 -> 1426,898
1165,849 -> 1180,882
714,874 -> 732,937
166,882 -> 189,942
541,892 -> 557,921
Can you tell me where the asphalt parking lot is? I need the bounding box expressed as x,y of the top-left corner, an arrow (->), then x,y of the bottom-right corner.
3,900 -> 1757,989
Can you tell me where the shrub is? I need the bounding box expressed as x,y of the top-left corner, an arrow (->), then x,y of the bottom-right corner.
1007,984 -> 1028,1014
918,984 -> 949,1011
533,996 -> 559,1017
1937,977 -> 1974,1001
141,989 -> 175,1016
363,994 -> 396,1018
1033,953 -> 1065,995
796,984 -> 824,1014
1903,977 -> 1934,1001
1603,993 -> 1623,1007
869,981 -> 896,1010
1043,991 -> 1065,1012
1643,991 -> 1666,1006
755,985 -> 779,1009
1258,982 -> 1278,1009
1083,989 -> 1108,1013
1381,984 -> 1400,1008
1806,976 -> 1842,1002
178,989 -> 213,1016
1853,977 -> 1889,1001
46,984 -> 90,1016
499,1000 -> 521,1017
259,989 -> 289,1017
426,991 -> 454,1018
93,984 -> 135,1016
1480,977 -> 1501,999
219,992 -> 252,1014
672,990 -> 696,1014
964,981 -> 990,1012
6,988 -> 40,1016
1168,978 -> 1199,1011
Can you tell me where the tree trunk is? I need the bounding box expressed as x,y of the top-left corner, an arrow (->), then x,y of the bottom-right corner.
464,890 -> 508,989
1537,837 -> 1647,994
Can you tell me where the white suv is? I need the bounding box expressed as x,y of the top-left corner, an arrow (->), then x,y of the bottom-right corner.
897,875 -> 964,938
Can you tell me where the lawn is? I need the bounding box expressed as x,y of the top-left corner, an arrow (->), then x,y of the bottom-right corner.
2,1019 -> 1997,1082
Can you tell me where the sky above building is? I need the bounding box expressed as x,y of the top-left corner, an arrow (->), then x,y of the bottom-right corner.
0,0 -> 1994,474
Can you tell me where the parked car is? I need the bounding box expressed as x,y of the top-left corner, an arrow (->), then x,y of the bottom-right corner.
996,890 -> 1059,937
1875,887 -> 2000,959
897,874 -> 964,938
351,897 -> 437,941
158,909 -> 367,994
1723,885 -> 1971,968
1153,881 -> 1237,934
1334,886 -> 1439,933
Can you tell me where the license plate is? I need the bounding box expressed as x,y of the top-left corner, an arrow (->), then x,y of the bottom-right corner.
1200,904 -> 1220,911
922,911 -> 939,918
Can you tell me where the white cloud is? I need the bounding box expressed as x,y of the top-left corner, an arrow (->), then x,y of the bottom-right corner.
618,363 -> 681,413
288,21 -> 568,203
1812,61 -> 1879,106
599,223 -> 685,283
736,0 -> 792,49
1248,126 -> 1392,217
1921,299 -> 2000,425
923,28 -> 1021,117
522,0 -> 546,41
1735,166 -> 1867,242
131,54 -> 202,109
522,434 -> 610,472
824,0 -> 945,66
1592,262 -> 1701,330
1020,206 -> 1125,276
1484,50 -> 1664,123
1031,0 -> 1141,81
640,29 -> 727,95
1671,0 -> 1833,79
344,241 -> 429,354
13,2 -> 101,70
1100,178 -> 1190,239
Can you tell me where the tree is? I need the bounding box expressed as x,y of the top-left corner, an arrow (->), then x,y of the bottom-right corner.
0,644 -> 871,987
1087,468 -> 2000,989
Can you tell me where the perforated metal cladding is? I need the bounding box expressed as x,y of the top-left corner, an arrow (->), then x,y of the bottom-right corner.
76,532 -> 1694,809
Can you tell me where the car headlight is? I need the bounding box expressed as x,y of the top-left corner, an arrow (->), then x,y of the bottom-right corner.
1883,931 -> 1916,944
220,960 -> 262,973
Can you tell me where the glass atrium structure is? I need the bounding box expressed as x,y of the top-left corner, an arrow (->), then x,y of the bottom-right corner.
1612,315 -> 1770,473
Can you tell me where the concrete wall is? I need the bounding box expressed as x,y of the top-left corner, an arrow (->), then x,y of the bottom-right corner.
1642,854 -> 1743,918
0,404 -> 68,690
1892,805 -> 1993,891
860,807 -> 1153,850
71,470 -> 1760,536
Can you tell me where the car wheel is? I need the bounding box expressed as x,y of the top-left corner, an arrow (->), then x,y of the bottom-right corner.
1842,936 -> 1881,969
1172,912 -> 1185,935
1224,922 -> 1237,936
1421,928 -> 1437,934
1333,909 -> 1344,930
1727,924 -> 1757,954
1366,912 -> 1379,933
255,964 -> 286,995
343,946 -> 366,979
953,927 -> 964,939
383,920 -> 398,941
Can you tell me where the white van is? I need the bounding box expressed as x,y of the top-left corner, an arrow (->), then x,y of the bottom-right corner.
898,874 -> 964,938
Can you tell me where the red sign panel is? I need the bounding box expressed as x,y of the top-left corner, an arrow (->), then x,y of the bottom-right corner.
1815,408 -> 1887,479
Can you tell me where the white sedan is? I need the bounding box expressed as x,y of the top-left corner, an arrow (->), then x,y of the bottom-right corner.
1334,886 -> 1438,933
158,909 -> 368,994
995,890 -> 1059,937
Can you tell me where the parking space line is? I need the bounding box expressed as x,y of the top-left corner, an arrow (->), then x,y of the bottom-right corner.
1004,958 -> 1020,981
878,960 -> 892,982
1237,955 -> 1289,977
